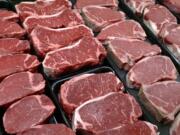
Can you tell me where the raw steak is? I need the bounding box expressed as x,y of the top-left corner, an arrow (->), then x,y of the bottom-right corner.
0,38 -> 30,56
107,38 -> 161,70
0,9 -> 19,22
15,0 -> 71,21
126,55 -> 177,88
170,113 -> 180,135
43,36 -> 106,78
163,0 -> 180,14
81,6 -> 125,32
0,21 -> 26,38
23,8 -> 83,33
0,54 -> 40,80
72,92 -> 142,134
124,0 -> 155,15
30,25 -> 93,57
17,124 -> 75,135
96,121 -> 158,135
60,72 -> 124,115
3,95 -> 55,134
75,0 -> 119,10
97,20 -> 146,42
0,72 -> 45,107
139,81 -> 180,122
143,4 -> 177,36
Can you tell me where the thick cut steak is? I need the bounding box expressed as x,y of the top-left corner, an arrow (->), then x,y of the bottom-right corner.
0,54 -> 40,80
170,113 -> 180,135
139,81 -> 180,122
72,92 -> 142,134
60,72 -> 124,115
17,124 -> 75,135
3,95 -> 55,134
0,72 -> 45,106
126,55 -> 177,88
143,4 -> 177,36
43,36 -> 106,78
107,38 -> 161,70
23,8 -> 83,33
75,0 -> 119,10
0,9 -> 19,22
163,0 -> 180,14
15,0 -> 71,21
30,25 -> 93,57
96,121 -> 158,135
97,20 -> 146,42
124,0 -> 155,15
81,6 -> 125,32
0,21 -> 25,38
0,38 -> 30,56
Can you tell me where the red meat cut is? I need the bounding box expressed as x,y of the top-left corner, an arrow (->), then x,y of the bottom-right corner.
0,54 -> 40,80
96,121 -> 158,135
139,81 -> 180,122
0,9 -> 19,22
107,38 -> 161,70
0,38 -> 30,56
143,4 -> 177,36
72,92 -> 142,134
30,25 -> 93,57
3,95 -> 55,134
23,8 -> 84,33
126,55 -> 177,88
75,0 -> 119,10
124,0 -> 155,15
97,20 -> 146,42
43,36 -> 106,78
15,0 -> 71,21
0,21 -> 26,38
163,0 -> 180,14
17,124 -> 76,135
0,72 -> 45,107
170,113 -> 180,135
60,72 -> 124,115
81,6 -> 125,32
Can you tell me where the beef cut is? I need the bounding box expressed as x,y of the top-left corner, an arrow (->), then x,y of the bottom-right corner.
0,38 -> 30,56
72,92 -> 142,134
0,72 -> 45,107
124,0 -> 155,15
17,124 -> 75,135
170,113 -> 180,135
30,25 -> 93,57
0,9 -> 19,22
96,121 -> 158,135
163,0 -> 180,14
15,0 -> 71,21
60,72 -> 124,115
23,8 -> 84,33
143,4 -> 177,36
81,6 -> 125,32
43,36 -> 106,78
3,95 -> 55,134
0,54 -> 40,80
107,38 -> 161,70
97,20 -> 146,43
0,21 -> 26,38
75,0 -> 119,10
126,55 -> 177,88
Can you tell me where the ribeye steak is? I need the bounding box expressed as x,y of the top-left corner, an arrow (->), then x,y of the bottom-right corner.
0,9 -> 19,22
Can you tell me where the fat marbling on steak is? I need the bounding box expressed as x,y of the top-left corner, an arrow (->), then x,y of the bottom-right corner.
0,9 -> 19,22
72,92 -> 142,134
43,36 -> 106,78
3,95 -> 55,134
0,72 -> 45,106
126,55 -> 177,88
30,25 -> 93,57
170,113 -> 180,135
60,72 -> 124,115
163,0 -> 180,14
107,38 -> 161,70
81,6 -> 125,32
139,81 -> 180,122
